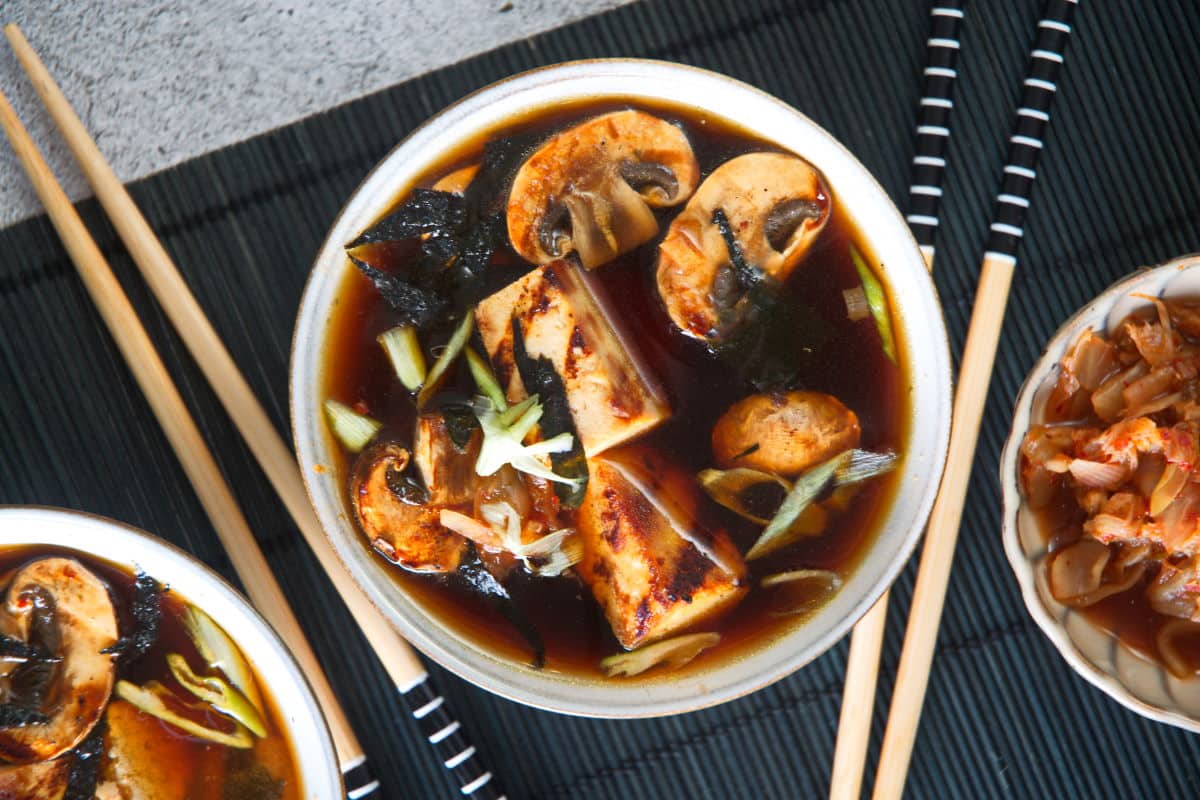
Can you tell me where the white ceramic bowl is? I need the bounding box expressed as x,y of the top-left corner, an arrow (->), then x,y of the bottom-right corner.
0,506 -> 342,797
1001,254 -> 1200,732
291,59 -> 952,717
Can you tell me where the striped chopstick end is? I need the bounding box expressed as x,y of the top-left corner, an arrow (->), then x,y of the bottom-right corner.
342,756 -> 380,799
402,676 -> 506,798
909,0 -> 966,250
986,0 -> 1080,258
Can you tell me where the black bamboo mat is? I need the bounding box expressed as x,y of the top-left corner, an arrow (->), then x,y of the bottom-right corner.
1,0 -> 1198,797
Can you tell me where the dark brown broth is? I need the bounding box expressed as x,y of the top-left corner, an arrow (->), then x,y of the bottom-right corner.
0,546 -> 302,798
322,100 -> 909,677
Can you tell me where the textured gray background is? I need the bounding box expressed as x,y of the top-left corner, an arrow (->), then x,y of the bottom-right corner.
0,0 -> 632,227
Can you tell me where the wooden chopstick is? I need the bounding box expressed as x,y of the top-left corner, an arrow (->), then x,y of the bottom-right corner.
871,3 -> 1079,797
828,3 -> 964,797
0,81 -> 377,799
3,23 -> 504,800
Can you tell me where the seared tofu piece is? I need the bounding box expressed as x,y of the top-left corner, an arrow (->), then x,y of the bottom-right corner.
413,412 -> 482,506
475,259 -> 670,456
0,759 -> 69,799
576,446 -> 748,649
101,700 -> 216,800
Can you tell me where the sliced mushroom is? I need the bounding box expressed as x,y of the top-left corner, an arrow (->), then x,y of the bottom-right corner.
656,152 -> 831,339
0,558 -> 118,764
413,411 -> 482,506
352,442 -> 468,574
507,110 -> 699,269
712,391 -> 860,478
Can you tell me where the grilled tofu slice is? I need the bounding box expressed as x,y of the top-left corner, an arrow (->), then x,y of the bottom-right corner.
576,446 -> 748,648
475,259 -> 670,456
413,411 -> 482,506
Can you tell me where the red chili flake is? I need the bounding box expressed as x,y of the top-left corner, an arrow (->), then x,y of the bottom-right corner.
353,400 -> 371,416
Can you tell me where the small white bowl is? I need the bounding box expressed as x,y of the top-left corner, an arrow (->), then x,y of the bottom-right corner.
291,59 -> 952,717
1001,253 -> 1200,732
0,506 -> 342,797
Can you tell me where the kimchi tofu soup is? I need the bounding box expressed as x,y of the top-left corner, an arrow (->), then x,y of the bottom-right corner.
322,102 -> 907,679
0,547 -> 300,799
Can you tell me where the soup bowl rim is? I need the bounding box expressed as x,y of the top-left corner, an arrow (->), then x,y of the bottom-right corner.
0,505 -> 343,796
1000,254 -> 1200,733
291,58 -> 953,717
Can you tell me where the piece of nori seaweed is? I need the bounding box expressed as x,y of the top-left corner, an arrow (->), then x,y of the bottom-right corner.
0,633 -> 52,662
509,317 -> 588,508
457,557 -> 545,668
0,704 -> 48,728
64,720 -> 105,800
712,208 -> 762,292
438,403 -> 480,452
346,188 -> 466,249
708,208 -> 827,390
103,570 -> 163,661
349,255 -> 447,330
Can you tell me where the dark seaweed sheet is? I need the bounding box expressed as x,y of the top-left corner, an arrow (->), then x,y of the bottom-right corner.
509,317 -> 588,508
457,558 -> 545,668
103,570 -> 163,661
64,721 -> 105,800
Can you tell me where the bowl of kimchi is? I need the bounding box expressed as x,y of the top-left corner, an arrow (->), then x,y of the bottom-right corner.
1001,253 -> 1200,731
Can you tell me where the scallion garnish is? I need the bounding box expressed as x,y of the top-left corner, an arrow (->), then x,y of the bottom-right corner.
323,399 -> 382,453
600,632 -> 721,678
472,395 -> 581,488
416,310 -> 475,408
746,449 -> 898,560
377,325 -> 427,391
466,347 -> 507,411
850,244 -> 897,363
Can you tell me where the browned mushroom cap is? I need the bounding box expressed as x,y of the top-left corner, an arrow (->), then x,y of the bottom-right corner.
712,391 -> 860,478
352,442 -> 468,574
507,110 -> 700,269
0,558 -> 119,764
656,152 -> 830,340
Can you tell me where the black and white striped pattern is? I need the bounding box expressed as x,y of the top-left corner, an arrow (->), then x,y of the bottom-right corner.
402,674 -> 506,799
985,0 -> 1080,262
342,756 -> 381,799
907,1 -> 966,256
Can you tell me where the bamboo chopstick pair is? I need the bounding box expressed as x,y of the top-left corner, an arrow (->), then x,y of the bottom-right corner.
0,23 -> 504,800
829,2 -> 1080,798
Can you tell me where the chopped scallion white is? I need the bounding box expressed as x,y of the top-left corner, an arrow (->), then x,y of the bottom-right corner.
850,245 -> 897,363
377,325 -> 427,391
323,399 -> 382,453
466,347 -> 507,411
600,632 -> 721,677
417,309 -> 475,408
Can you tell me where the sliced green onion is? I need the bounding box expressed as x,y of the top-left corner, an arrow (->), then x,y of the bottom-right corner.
747,452 -> 849,560
167,653 -> 267,737
600,632 -> 721,678
466,347 -> 507,411
182,606 -> 265,716
746,449 -> 899,560
377,326 -> 426,391
116,680 -> 254,749
698,467 -> 792,525
417,310 -> 475,409
323,400 -> 381,453
761,569 -> 843,617
473,396 -> 581,488
850,244 -> 897,364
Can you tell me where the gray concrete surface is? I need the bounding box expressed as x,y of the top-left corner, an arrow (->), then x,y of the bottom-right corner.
0,0 -> 634,227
